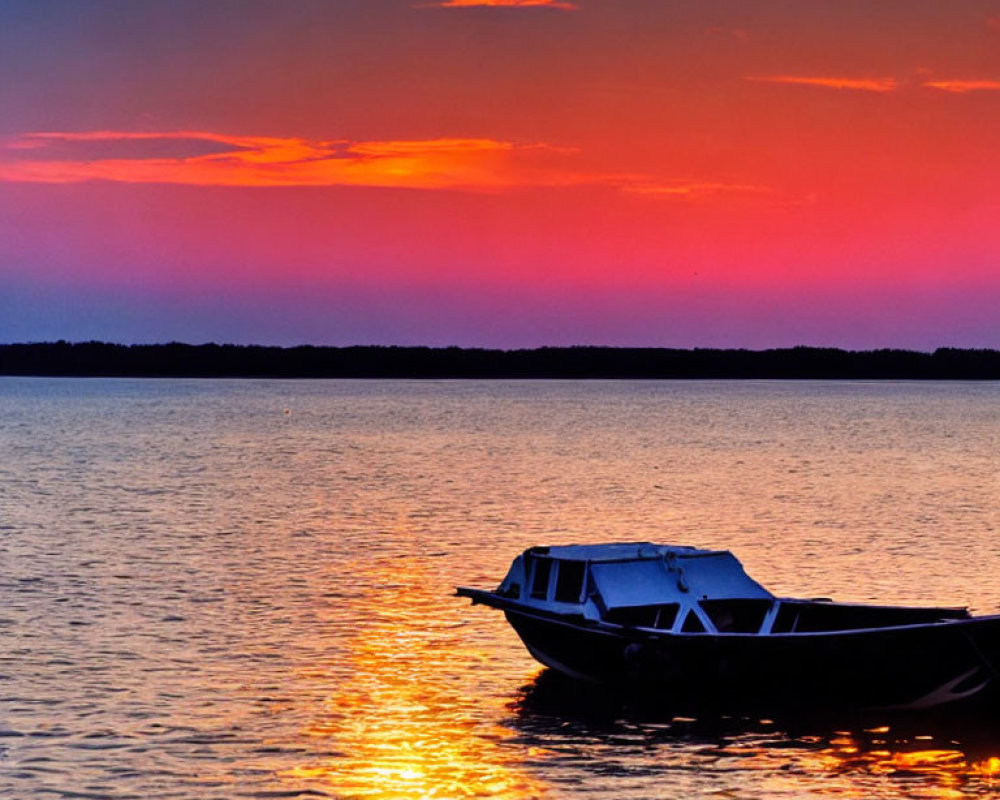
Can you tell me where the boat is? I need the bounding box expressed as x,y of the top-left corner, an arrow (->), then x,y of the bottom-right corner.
456,543 -> 1000,711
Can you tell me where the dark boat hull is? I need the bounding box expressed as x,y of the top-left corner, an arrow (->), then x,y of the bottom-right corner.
503,606 -> 1000,712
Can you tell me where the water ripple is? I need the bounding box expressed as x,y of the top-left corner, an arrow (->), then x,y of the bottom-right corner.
1,378 -> 998,798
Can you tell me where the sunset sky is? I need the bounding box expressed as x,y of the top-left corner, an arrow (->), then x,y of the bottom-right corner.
1,0 -> 998,348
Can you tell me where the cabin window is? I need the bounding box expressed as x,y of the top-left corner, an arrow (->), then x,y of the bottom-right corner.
554,560 -> 586,603
699,599 -> 771,633
680,609 -> 706,633
653,604 -> 679,629
771,603 -> 800,633
605,603 -> 678,629
530,557 -> 553,599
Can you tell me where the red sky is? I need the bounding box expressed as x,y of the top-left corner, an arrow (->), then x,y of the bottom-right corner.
1,0 -> 998,347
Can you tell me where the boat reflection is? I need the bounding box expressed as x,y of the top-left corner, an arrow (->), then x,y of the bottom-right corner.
509,669 -> 1000,798
281,555 -> 543,799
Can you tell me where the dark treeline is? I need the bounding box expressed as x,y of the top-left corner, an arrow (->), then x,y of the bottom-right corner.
2,341 -> 1000,379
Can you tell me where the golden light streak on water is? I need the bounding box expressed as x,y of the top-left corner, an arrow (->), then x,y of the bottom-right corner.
281,555 -> 545,799
710,728 -> 1000,799
806,733 -> 1000,796
974,756 -> 1000,780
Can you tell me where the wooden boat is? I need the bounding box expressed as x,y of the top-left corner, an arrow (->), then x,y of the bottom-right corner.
457,543 -> 1000,711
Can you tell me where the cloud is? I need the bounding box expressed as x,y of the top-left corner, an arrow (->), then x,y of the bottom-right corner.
1,130 -> 763,202
922,80 -> 1000,93
622,182 -> 766,200
415,0 -> 578,10
0,131 -> 593,190
745,76 -> 898,92
747,74 -> 1000,95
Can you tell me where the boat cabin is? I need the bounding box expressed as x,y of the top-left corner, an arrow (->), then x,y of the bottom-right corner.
494,542 -> 969,635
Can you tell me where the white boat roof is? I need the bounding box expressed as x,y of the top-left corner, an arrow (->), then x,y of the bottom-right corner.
527,542 -> 719,563
526,542 -> 773,605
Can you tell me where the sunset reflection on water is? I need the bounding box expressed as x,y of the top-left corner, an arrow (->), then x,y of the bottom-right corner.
699,738 -> 1000,799
282,554 -> 544,799
811,732 -> 1000,797
6,379 -> 1000,799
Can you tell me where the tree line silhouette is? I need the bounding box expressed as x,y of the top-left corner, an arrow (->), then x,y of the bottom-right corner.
1,341 -> 998,379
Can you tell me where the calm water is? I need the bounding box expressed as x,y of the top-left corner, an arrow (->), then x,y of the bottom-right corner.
2,378 -> 999,799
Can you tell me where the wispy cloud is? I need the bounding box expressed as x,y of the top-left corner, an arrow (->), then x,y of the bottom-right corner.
745,75 -> 898,92
922,79 -> 1000,93
747,73 -> 1000,95
622,182 -> 765,200
0,131 -> 762,201
0,132 -> 579,190
415,0 -> 578,10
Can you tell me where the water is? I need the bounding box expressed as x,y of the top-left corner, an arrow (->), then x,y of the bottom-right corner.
1,378 -> 998,799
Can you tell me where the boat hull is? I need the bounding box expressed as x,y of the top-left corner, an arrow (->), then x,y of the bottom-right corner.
504,607 -> 1000,711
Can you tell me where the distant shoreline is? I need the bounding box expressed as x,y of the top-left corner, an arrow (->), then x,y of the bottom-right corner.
2,341 -> 999,379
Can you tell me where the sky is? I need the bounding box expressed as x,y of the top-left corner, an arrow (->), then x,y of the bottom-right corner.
1,0 -> 998,348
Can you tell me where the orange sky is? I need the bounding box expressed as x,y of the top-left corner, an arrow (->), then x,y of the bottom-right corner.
0,0 -> 998,346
